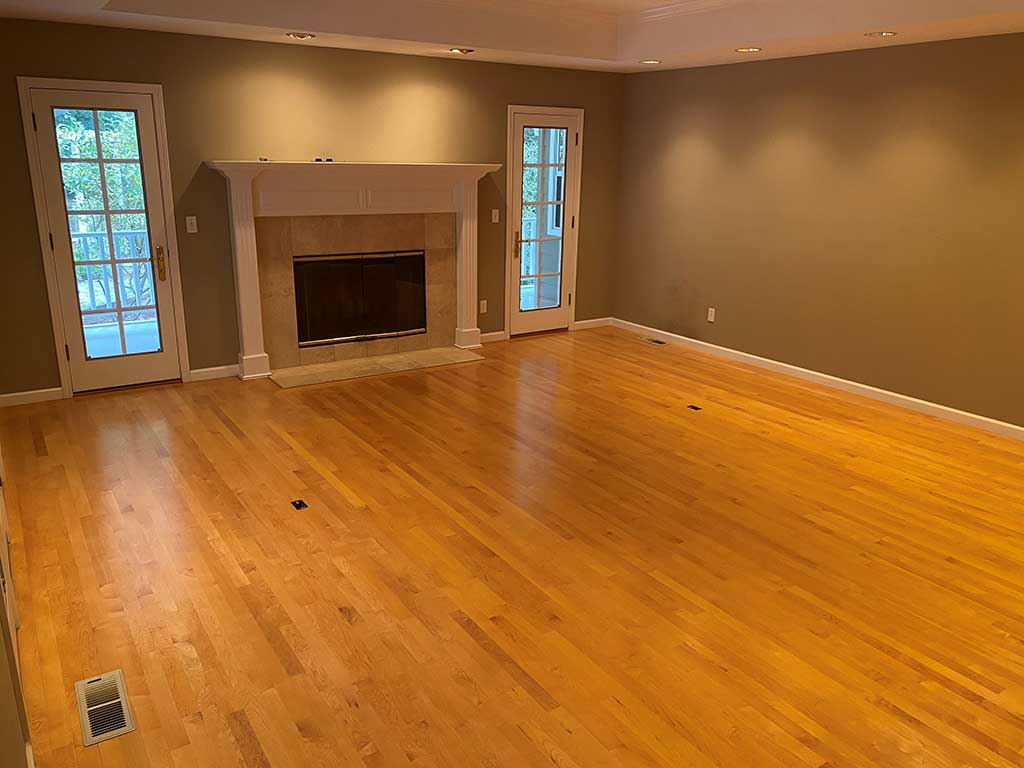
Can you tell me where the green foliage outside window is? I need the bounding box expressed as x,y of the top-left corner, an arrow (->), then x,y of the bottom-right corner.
55,109 -> 143,211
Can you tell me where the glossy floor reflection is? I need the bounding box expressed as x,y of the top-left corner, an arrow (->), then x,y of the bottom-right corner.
2,328 -> 1022,768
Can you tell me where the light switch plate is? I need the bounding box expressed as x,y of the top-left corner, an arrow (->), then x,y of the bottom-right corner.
491,209 -> 500,224
185,216 -> 198,234
479,299 -> 488,314
707,307 -> 716,323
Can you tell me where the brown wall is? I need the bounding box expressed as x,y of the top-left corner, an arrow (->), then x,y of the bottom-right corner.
0,19 -> 623,392
616,35 -> 1024,426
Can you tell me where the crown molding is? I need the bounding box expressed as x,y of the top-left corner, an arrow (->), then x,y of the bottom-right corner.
8,0 -> 1024,72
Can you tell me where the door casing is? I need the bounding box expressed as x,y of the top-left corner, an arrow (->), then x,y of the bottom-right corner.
504,105 -> 584,340
18,77 -> 190,397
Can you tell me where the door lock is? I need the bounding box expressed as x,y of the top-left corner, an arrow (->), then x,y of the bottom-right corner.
155,244 -> 167,281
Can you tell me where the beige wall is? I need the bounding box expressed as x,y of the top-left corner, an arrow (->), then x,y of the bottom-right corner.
616,34 -> 1024,426
0,19 -> 623,392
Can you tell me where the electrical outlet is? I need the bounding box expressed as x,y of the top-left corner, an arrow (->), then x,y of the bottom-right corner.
491,209 -> 500,224
185,216 -> 198,234
707,307 -> 716,323
479,299 -> 488,314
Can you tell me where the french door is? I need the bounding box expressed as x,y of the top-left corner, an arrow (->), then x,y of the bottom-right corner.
507,107 -> 583,336
29,88 -> 181,392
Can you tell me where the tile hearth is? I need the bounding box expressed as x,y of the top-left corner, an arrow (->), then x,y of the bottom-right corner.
269,346 -> 483,388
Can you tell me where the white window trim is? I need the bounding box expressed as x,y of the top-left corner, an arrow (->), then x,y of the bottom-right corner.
17,77 -> 191,398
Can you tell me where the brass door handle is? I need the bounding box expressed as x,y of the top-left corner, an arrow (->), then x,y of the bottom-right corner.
513,230 -> 521,258
155,245 -> 167,281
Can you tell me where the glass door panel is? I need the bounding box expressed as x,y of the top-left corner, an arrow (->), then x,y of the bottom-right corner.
54,107 -> 161,360
519,126 -> 566,312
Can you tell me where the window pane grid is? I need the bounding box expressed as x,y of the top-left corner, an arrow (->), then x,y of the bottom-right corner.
68,208 -> 146,215
58,157 -> 142,165
519,276 -> 561,312
81,305 -> 156,315
90,110 -> 130,356
519,126 -> 567,313
74,259 -> 151,266
55,106 -> 161,359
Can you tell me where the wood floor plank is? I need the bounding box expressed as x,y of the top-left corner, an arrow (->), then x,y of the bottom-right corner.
2,327 -> 1023,767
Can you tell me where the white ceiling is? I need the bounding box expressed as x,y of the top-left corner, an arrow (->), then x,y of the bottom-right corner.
3,0 -> 1024,72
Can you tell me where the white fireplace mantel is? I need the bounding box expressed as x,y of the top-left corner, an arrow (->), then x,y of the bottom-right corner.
207,160 -> 502,380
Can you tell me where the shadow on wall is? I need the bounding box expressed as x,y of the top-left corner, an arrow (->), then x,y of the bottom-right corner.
178,164 -> 241,370
477,172 -> 506,334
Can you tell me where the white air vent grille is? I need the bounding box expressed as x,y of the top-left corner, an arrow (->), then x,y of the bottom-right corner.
75,669 -> 135,746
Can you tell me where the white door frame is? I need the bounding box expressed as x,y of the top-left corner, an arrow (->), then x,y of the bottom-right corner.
18,77 -> 191,397
504,105 -> 584,340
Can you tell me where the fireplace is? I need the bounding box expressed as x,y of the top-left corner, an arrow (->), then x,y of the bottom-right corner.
207,161 -> 500,378
294,250 -> 427,346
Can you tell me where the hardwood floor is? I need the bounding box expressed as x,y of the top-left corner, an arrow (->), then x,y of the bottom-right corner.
2,327 -> 1023,768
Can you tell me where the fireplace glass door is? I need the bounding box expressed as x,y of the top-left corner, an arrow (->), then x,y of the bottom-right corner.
294,251 -> 427,345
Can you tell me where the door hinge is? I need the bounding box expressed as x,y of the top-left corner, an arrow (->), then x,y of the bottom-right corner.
569,293 -> 572,306
64,344 -> 70,361
575,132 -> 579,146
571,215 -> 575,229
49,232 -> 54,250
32,112 -> 37,131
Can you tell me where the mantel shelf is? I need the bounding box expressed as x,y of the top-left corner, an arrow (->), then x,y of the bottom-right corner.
206,160 -> 502,182
207,160 -> 502,167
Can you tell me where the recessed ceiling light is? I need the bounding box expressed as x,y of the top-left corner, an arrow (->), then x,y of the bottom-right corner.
286,32 -> 316,40
735,47 -> 762,53
449,47 -> 475,55
865,31 -> 898,37
639,59 -> 662,65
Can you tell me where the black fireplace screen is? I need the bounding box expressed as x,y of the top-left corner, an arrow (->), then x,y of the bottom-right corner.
293,250 -> 427,346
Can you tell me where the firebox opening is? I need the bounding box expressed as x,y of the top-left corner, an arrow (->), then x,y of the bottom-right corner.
294,250 -> 427,346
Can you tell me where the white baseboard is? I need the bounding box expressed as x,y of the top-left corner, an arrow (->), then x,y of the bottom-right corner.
190,364 -> 240,382
0,387 -> 63,408
573,317 -> 613,330
609,318 -> 1024,441
481,320 -> 611,343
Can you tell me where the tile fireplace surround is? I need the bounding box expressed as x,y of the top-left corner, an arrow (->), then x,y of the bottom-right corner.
207,161 -> 501,379
255,213 -> 455,369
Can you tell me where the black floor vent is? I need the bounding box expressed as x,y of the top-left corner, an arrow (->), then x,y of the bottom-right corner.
75,669 -> 135,746
645,338 -> 667,346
